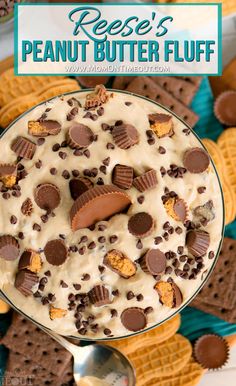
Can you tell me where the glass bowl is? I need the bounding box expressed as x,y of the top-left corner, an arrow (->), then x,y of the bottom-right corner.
0,89 -> 225,341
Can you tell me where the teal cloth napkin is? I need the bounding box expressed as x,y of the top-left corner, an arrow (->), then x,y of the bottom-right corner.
0,77 -> 236,381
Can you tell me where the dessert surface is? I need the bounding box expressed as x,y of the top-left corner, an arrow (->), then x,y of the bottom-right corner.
0,87 -> 223,338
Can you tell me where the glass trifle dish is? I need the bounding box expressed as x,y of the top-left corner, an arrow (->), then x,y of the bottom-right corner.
0,86 -> 224,340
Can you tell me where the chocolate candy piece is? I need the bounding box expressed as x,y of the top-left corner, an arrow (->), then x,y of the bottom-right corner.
128,212 -> 154,238
21,198 -> 33,216
67,123 -> 94,149
193,200 -> 215,224
139,249 -> 166,275
214,91 -> 236,126
15,269 -> 39,297
183,147 -> 210,173
121,307 -> 147,332
85,85 -> 109,109
69,178 -> 93,200
11,136 -> 36,160
104,249 -> 136,279
193,334 -> 229,369
112,124 -> 139,149
155,281 -> 183,308
77,76 -> 110,88
133,169 -> 157,192
44,239 -> 68,266
34,183 -> 61,211
70,185 -> 131,231
18,250 -> 42,273
164,197 -> 188,222
112,164 -> 133,189
148,113 -> 174,138
49,306 -> 67,320
0,164 -> 17,188
186,230 -> 210,257
0,235 -> 19,261
88,285 -> 111,307
28,120 -> 61,137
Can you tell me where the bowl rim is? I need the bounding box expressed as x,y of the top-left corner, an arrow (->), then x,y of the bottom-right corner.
0,88 -> 225,341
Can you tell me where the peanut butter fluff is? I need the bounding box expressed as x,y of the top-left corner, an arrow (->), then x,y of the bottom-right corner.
0,86 -> 223,338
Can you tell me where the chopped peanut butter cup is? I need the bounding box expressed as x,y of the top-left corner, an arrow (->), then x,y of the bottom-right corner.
34,183 -> 61,211
44,239 -> 68,266
128,212 -> 154,238
67,123 -> 94,149
85,84 -> 109,109
183,147 -> 210,173
70,185 -> 131,231
155,281 -> 183,308
11,136 -> 36,160
148,113 -> 174,138
0,164 -> 17,188
49,305 -> 67,320
104,249 -> 136,279
14,269 -> 39,297
28,120 -> 61,137
18,250 -> 42,273
69,177 -> 93,200
139,249 -> 166,275
0,235 -> 19,261
112,124 -> 139,149
21,198 -> 33,216
88,285 -> 111,307
164,197 -> 188,222
112,164 -> 133,190
121,307 -> 147,332
133,169 -> 157,192
186,230 -> 210,257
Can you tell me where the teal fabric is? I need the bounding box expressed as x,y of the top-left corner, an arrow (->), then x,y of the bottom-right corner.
0,77 -> 236,380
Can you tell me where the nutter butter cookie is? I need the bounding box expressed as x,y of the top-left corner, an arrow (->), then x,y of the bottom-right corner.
0,87 -> 223,339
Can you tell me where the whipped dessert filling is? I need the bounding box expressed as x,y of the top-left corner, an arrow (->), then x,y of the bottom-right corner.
0,86 -> 223,338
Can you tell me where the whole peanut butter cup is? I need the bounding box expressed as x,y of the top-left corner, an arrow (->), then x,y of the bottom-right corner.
14,269 -> 39,297
112,124 -> 139,149
128,212 -> 154,238
139,249 -> 166,275
44,239 -> 68,266
67,123 -> 94,149
121,307 -> 147,332
112,164 -> 134,190
0,235 -> 20,261
70,185 -> 131,231
28,120 -> 61,137
88,285 -> 111,307
34,183 -> 61,211
133,169 -> 157,192
214,90 -> 236,126
186,230 -> 210,257
69,178 -> 93,200
183,147 -> 210,173
11,136 -> 36,160
193,334 -> 229,369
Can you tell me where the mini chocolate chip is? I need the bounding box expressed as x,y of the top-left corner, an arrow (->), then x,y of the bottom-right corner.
160,166 -> 166,176
41,297 -> 49,305
197,186 -> 206,194
74,149 -> 83,156
52,143 -> 60,152
37,138 -> 45,146
62,170 -> 70,179
35,160 -> 42,169
163,221 -> 170,230
136,239 -> 143,249
101,123 -> 110,131
102,157 -> 110,166
48,293 -> 56,302
154,236 -> 162,245
183,263 -> 190,271
2,193 -> 10,199
91,168 -> 98,177
81,273 -> 90,281
136,294 -> 144,301
79,236 -> 88,243
97,177 -> 104,185
183,128 -> 191,135
97,107 -> 104,116
177,246 -> 184,254
104,328 -> 112,336
41,215 -> 48,223
165,266 -> 173,274
34,291 -> 42,298
98,265 -> 105,274
78,328 -> 87,335
72,169 -> 80,177
83,149 -> 90,158
158,146 -> 166,154
208,251 -> 215,259
112,289 -> 119,296
18,232 -> 24,240
99,165 -> 107,174
50,168 -> 57,175
33,223 -> 41,232
175,227 -> 183,234
137,195 -> 145,204
73,283 -> 81,290
163,232 -> 169,241
107,142 -> 115,150
125,101 -> 132,106
44,270 -> 51,277
98,224 -> 107,231
148,138 -> 155,145
144,306 -> 153,314
59,151 -> 67,159
88,242 -> 96,249
69,245 -> 78,252
180,255 -> 188,262
127,291 -> 135,300
79,246 -> 86,255
10,215 -> 17,224
109,235 -> 118,244
98,236 -> 106,243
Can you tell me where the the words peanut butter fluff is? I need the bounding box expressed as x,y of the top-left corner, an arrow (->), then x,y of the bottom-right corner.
0,86 -> 223,338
